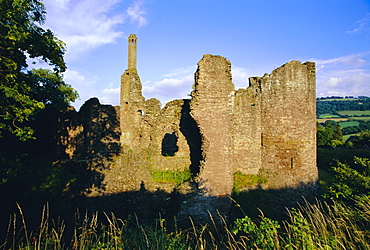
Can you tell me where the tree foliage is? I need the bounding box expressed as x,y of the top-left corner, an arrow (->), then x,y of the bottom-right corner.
28,68 -> 78,108
0,0 -> 77,140
317,120 -> 343,147
233,215 -> 280,249
345,130 -> 370,148
325,156 -> 370,204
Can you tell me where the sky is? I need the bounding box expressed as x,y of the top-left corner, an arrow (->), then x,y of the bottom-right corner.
40,0 -> 370,110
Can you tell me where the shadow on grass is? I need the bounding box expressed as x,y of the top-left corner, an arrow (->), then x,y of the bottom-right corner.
231,182 -> 319,221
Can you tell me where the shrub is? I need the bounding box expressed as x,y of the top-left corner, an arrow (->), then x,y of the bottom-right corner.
325,156 -> 370,204
233,214 -> 281,249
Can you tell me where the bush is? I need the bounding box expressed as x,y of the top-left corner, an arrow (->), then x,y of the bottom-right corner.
325,156 -> 370,204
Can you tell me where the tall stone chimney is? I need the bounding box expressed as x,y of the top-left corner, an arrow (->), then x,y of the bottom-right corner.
128,34 -> 137,69
120,34 -> 145,148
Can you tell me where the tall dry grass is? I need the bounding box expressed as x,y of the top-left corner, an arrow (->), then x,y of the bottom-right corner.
1,197 -> 369,249
283,198 -> 369,249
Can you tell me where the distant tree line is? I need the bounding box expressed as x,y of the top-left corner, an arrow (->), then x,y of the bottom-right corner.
317,96 -> 369,100
316,97 -> 370,117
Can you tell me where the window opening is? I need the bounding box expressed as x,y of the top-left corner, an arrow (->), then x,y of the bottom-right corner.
161,132 -> 178,156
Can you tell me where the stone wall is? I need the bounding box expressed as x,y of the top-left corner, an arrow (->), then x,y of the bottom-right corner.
58,98 -> 121,160
190,55 -> 235,196
120,68 -> 148,148
58,54 -> 318,200
120,69 -> 195,173
257,61 -> 317,189
232,85 -> 262,176
148,99 -> 191,171
222,61 -> 318,190
53,52 -> 319,225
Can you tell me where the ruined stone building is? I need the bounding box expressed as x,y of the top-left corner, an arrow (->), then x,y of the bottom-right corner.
54,34 -> 319,221
57,34 -> 318,217
117,34 -> 318,198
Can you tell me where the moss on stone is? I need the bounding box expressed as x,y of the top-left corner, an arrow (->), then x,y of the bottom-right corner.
233,172 -> 267,192
150,168 -> 191,185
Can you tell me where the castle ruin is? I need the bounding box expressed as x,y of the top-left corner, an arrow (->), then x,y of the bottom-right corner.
119,34 -> 318,197
57,34 -> 318,221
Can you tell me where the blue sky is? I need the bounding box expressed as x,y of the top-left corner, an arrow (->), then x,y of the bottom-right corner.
41,0 -> 370,109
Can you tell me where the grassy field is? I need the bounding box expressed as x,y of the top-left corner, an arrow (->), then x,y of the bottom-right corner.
350,116 -> 370,121
317,118 -> 349,123
317,117 -> 370,124
339,121 -> 360,127
318,113 -> 342,119
337,110 -> 370,116
343,133 -> 357,141
150,169 -> 191,184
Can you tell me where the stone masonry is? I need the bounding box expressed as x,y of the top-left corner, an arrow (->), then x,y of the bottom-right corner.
60,34 -> 318,200
117,34 -> 318,197
190,55 -> 235,196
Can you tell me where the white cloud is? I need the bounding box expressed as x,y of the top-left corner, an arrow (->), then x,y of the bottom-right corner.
326,77 -> 342,87
98,87 -> 120,105
63,69 -> 99,109
141,65 -> 255,105
314,53 -> 368,68
312,53 -> 370,97
43,0 -> 147,59
141,66 -> 196,105
127,0 -> 147,27
143,75 -> 193,105
232,66 -> 249,89
64,69 -> 88,85
326,90 -> 346,96
346,13 -> 370,33
162,66 -> 196,78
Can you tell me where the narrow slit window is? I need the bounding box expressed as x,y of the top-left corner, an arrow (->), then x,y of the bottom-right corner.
261,133 -> 263,147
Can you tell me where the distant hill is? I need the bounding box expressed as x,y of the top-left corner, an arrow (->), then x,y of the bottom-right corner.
316,96 -> 370,117
316,96 -> 370,138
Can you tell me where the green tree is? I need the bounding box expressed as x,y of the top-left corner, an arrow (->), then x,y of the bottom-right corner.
317,122 -> 330,146
28,68 -> 78,109
333,123 -> 343,141
347,130 -> 370,148
0,0 -> 76,140
325,156 -> 370,204
317,121 -> 343,147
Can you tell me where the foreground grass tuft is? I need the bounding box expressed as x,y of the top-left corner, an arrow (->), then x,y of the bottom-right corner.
1,197 -> 369,249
